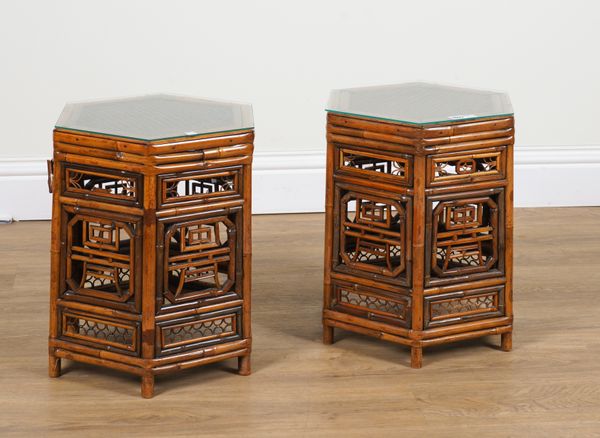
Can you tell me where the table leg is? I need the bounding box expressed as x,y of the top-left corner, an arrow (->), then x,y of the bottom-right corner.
141,373 -> 154,399
238,354 -> 251,376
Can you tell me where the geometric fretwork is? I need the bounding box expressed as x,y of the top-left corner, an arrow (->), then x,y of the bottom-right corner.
424,286 -> 504,328
431,150 -> 503,184
431,195 -> 499,278
339,148 -> 411,184
161,315 -> 236,349
61,310 -> 138,354
430,293 -> 496,319
64,166 -> 139,203
339,191 -> 408,279
161,170 -> 238,205
338,287 -> 409,324
162,216 -> 236,306
65,212 -> 137,304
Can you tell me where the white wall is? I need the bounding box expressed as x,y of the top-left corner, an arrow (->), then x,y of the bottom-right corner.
1,1 -> 600,218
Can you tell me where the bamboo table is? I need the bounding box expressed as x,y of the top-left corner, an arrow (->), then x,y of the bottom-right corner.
322,83 -> 514,368
48,94 -> 254,397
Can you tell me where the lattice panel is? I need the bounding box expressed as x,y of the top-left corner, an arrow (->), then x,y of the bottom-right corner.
338,191 -> 409,281
430,194 -> 500,280
425,287 -> 504,327
339,148 -> 411,184
161,170 -> 238,205
161,216 -> 236,306
338,287 -> 409,322
65,212 -> 138,306
61,311 -> 138,353
431,294 -> 496,319
161,315 -> 236,349
64,166 -> 139,203
429,150 -> 504,185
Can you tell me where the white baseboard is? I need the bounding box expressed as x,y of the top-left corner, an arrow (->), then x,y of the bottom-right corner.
253,151 -> 325,214
0,159 -> 53,221
513,145 -> 600,207
1,146 -> 599,220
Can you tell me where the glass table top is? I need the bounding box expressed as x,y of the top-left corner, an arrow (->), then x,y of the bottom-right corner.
56,94 -> 254,141
327,82 -> 512,125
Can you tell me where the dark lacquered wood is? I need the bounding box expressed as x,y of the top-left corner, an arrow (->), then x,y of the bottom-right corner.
48,128 -> 254,397
322,113 -> 514,368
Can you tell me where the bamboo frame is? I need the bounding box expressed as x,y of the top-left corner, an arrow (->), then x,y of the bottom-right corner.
322,113 -> 514,368
48,128 -> 254,397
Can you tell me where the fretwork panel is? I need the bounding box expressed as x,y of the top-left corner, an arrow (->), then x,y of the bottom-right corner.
426,188 -> 504,286
159,169 -> 240,207
333,188 -> 412,286
63,164 -> 142,206
337,146 -> 412,185
156,307 -> 243,356
61,206 -> 142,312
427,148 -> 506,186
157,211 -> 242,311
424,286 -> 505,328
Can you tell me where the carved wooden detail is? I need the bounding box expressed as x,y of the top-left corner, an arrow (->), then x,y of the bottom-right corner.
332,281 -> 410,328
427,189 -> 504,284
159,169 -> 240,207
157,211 -> 240,311
64,165 -> 141,205
323,111 -> 514,368
157,308 -> 242,356
424,286 -> 504,328
50,125 -> 254,397
338,147 -> 412,185
62,207 -> 142,311
335,190 -> 411,284
163,315 -> 234,347
428,148 -> 505,186
60,310 -> 139,355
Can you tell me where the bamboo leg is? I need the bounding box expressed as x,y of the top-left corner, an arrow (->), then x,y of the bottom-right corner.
48,354 -> 61,378
501,332 -> 512,352
411,346 -> 423,369
323,324 -> 334,345
238,354 -> 251,376
141,374 -> 154,399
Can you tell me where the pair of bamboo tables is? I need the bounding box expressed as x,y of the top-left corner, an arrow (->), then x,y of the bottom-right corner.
48,83 -> 514,397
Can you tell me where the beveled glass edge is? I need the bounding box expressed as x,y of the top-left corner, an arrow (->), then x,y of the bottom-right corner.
57,92 -> 254,112
55,93 -> 254,141
325,109 -> 514,126
53,125 -> 255,142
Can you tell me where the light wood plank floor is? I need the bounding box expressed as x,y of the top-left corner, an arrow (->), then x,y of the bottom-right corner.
1,208 -> 600,437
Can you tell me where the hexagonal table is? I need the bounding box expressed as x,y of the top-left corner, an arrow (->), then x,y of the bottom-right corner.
48,94 -> 254,397
322,83 -> 514,367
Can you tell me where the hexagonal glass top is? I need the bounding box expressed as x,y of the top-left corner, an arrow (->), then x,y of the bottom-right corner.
327,82 -> 512,125
56,94 -> 254,141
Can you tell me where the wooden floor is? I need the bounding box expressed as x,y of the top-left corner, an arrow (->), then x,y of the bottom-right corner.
1,208 -> 600,437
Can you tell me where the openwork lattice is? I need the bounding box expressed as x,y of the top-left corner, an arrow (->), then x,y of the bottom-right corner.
430,150 -> 503,184
65,167 -> 138,201
431,195 -> 499,279
62,311 -> 137,353
338,287 -> 409,322
339,192 -> 408,279
161,170 -> 238,205
65,213 -> 137,305
425,287 -> 504,327
162,315 -> 236,349
324,110 -> 515,368
50,124 -> 255,396
430,293 -> 496,319
162,216 -> 236,305
339,148 -> 410,184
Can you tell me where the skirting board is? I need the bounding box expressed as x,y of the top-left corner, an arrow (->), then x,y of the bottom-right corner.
1,146 -> 599,220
